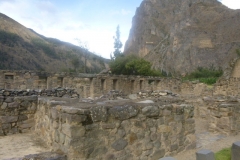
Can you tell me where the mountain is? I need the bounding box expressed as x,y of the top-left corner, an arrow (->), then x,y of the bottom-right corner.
124,0 -> 240,76
0,13 -> 107,73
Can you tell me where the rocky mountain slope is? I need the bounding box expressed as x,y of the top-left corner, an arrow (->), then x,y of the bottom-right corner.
124,0 -> 240,76
0,13 -> 107,73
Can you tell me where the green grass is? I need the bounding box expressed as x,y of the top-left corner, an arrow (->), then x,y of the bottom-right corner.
215,148 -> 231,160
183,67 -> 223,85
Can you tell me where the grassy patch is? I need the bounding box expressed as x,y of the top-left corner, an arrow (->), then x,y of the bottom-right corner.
215,148 -> 231,160
183,67 -> 223,85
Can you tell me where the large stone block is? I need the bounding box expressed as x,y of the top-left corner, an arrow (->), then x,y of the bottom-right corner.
232,141 -> 240,160
90,106 -> 107,122
61,106 -> 90,115
8,102 -> 20,108
142,106 -> 159,117
61,123 -> 85,138
5,97 -> 14,103
0,116 -> 18,123
196,149 -> 215,160
151,149 -> 165,160
66,114 -> 87,124
111,138 -> 128,151
109,105 -> 138,120
1,102 -> 7,110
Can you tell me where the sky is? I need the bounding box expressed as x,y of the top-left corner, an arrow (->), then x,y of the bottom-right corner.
0,0 -> 239,59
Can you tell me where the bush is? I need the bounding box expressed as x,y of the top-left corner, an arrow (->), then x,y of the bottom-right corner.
109,54 -> 161,76
184,67 -> 223,85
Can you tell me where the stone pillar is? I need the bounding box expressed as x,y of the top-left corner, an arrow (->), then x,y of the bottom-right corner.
159,157 -> 177,160
232,141 -> 240,160
196,149 -> 215,160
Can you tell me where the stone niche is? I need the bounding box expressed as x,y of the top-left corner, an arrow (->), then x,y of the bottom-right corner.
35,98 -> 195,160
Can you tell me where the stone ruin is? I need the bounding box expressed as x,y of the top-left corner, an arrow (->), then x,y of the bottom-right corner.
0,70 -> 240,159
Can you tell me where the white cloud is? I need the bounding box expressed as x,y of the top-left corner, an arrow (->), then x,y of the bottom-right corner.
220,0 -> 240,9
1,0 -> 238,60
111,9 -> 132,16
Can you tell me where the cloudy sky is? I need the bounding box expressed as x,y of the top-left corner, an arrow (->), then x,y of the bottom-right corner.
0,0 -> 239,59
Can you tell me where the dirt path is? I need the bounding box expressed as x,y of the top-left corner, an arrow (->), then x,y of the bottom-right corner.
174,118 -> 240,160
0,132 -> 50,160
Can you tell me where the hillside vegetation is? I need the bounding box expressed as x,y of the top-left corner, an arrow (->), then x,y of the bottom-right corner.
0,13 -> 106,73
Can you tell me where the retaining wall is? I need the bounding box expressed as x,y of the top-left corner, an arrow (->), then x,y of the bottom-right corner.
34,98 -> 195,160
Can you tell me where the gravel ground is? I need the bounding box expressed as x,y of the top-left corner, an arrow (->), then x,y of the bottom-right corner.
0,132 -> 49,159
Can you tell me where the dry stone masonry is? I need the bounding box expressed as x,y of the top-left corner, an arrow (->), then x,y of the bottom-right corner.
1,70 -> 240,159
34,97 -> 195,160
0,95 -> 37,135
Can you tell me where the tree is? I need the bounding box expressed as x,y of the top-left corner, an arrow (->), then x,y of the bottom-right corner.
113,25 -> 123,58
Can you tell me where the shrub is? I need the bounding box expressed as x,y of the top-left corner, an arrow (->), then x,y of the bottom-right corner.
184,67 -> 223,85
109,54 -> 161,76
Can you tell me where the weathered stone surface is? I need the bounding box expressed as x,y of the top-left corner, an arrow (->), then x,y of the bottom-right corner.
23,152 -> 67,160
90,106 -> 107,122
8,102 -> 19,108
151,149 -> 165,160
128,94 -> 138,100
231,141 -> 240,160
111,138 -> 128,151
18,122 -> 34,129
159,157 -> 176,160
61,123 -> 85,138
101,123 -> 115,129
62,106 -> 90,115
196,149 -> 215,160
65,114 -> 87,124
109,105 -> 138,120
51,108 -> 59,120
20,100 -> 31,108
1,102 -> 7,110
0,116 -> 18,123
142,106 -> 159,117
18,115 -> 28,121
5,97 -> 13,103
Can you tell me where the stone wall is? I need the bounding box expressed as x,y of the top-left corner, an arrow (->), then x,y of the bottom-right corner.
0,95 -> 37,136
34,98 -> 195,160
0,70 -> 214,98
0,87 -> 79,136
193,95 -> 240,135
213,78 -> 240,96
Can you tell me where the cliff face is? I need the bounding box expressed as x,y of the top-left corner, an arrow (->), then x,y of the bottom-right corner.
124,0 -> 240,76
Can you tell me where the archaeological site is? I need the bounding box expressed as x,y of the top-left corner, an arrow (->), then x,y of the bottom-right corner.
1,0 -> 240,160
0,69 -> 240,160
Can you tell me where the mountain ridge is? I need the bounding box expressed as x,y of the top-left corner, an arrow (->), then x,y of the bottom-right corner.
0,13 -> 107,73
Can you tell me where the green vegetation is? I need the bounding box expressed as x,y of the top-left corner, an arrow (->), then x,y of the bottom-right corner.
183,67 -> 223,85
236,49 -> 240,57
109,26 -> 160,76
32,38 -> 58,59
110,55 -> 161,76
0,30 -> 22,47
215,148 -> 231,160
112,25 -> 123,59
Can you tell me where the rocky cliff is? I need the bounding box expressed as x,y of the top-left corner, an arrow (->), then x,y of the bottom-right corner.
124,0 -> 240,76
